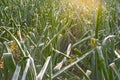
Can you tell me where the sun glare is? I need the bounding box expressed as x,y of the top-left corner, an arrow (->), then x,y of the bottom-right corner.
69,0 -> 102,10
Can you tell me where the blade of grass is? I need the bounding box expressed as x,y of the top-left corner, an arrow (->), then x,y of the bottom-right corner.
3,53 -> 16,80
102,35 -> 115,46
0,26 -> 26,56
12,65 -> 21,80
95,3 -> 102,39
76,64 -> 91,80
96,46 -> 109,80
72,36 -> 91,47
21,58 -> 30,80
26,35 -> 37,48
52,48 -> 95,79
29,54 -> 37,80
52,48 -> 70,58
41,20 -> 72,52
109,63 -> 120,80
37,56 -> 51,80
54,44 -> 71,71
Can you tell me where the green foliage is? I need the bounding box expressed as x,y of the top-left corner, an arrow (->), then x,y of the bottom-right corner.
0,0 -> 120,80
